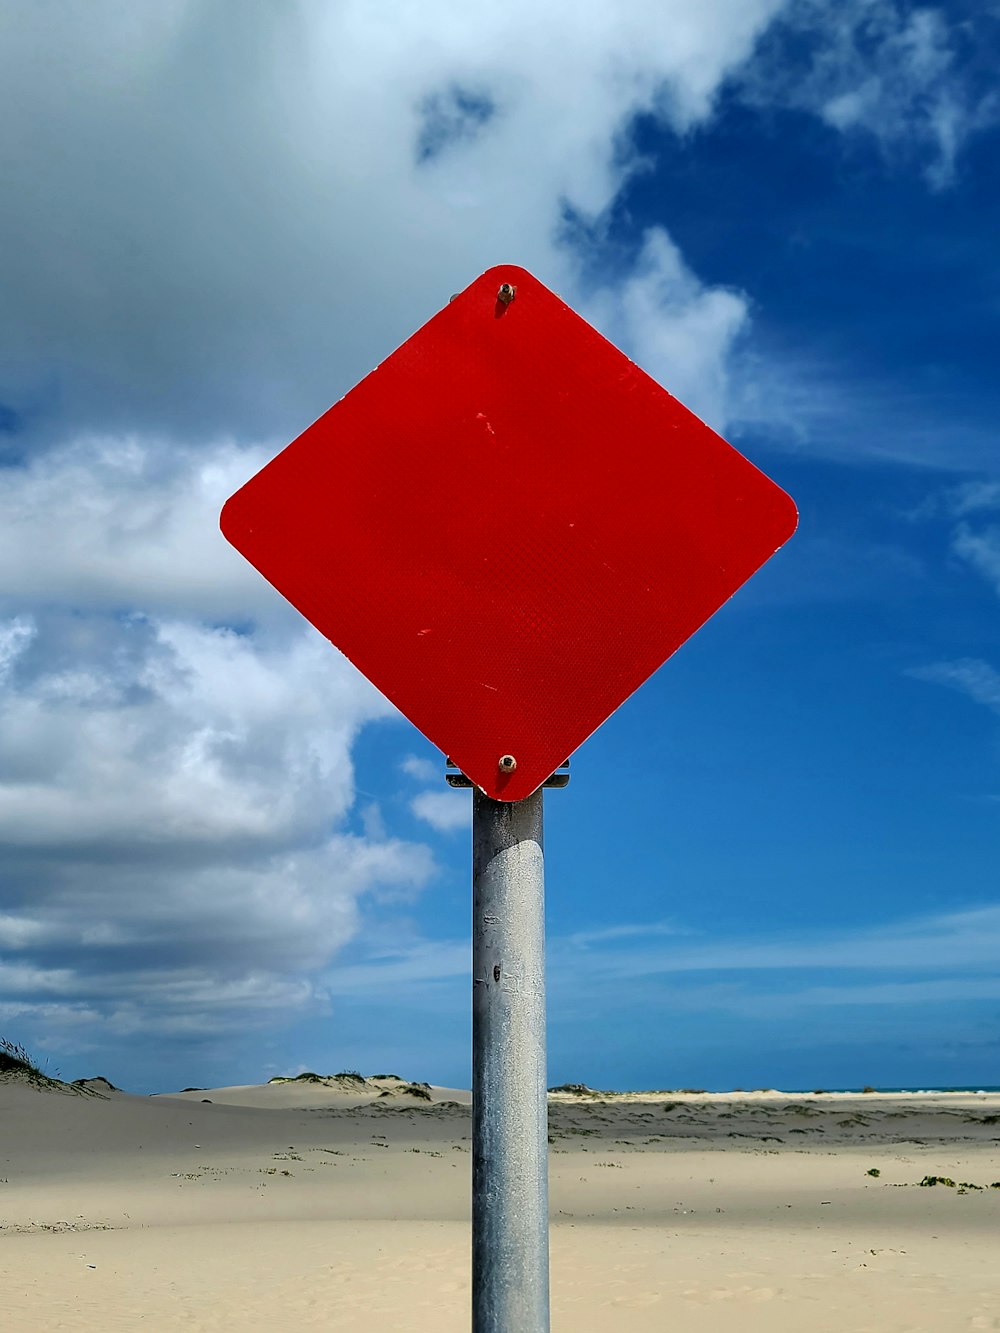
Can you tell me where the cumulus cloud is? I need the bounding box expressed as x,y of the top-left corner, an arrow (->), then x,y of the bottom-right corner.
0,435 -> 280,618
410,790 -> 471,834
398,754 -> 471,831
0,0 -> 785,446
0,610 -> 434,1044
584,229 -> 749,429
0,615 -> 383,848
1,2 -> 985,459
399,755 -> 441,785
0,434 -> 439,1065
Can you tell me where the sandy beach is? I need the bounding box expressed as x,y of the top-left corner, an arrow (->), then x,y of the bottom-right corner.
3,1072 -> 999,1331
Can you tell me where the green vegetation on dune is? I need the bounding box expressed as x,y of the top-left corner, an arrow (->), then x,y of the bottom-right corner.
1,1038 -> 112,1098
267,1070 -> 375,1087
0,1037 -> 39,1077
0,1037 -> 64,1091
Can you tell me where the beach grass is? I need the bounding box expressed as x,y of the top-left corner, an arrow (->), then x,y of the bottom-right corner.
0,1037 -> 63,1090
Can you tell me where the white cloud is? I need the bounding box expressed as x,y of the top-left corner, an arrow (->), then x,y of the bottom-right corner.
760,975 -> 1000,1010
410,790 -> 471,833
1,1 -> 985,476
0,2 -> 991,480
0,0 -> 786,446
0,435 -> 280,618
399,754 -> 441,785
0,618 -> 34,678
565,920 -> 692,948
952,524 -> 1000,596
909,658 -> 1000,714
547,903 -> 1000,981
0,610 -> 435,1038
315,902 -> 1000,1014
0,614 -> 389,848
325,938 -> 471,997
948,481 -> 1000,517
740,0 -> 999,189
0,433 -> 448,1047
584,229 -> 749,429
724,336 -> 1000,471
908,481 -> 1000,598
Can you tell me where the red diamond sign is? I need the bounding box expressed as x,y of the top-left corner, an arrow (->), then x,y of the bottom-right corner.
221,265 -> 797,801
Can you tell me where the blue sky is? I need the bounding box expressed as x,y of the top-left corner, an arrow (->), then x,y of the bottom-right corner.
1,0 -> 998,1093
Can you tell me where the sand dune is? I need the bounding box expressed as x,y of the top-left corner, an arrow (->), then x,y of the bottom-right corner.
3,1072 -> 999,1330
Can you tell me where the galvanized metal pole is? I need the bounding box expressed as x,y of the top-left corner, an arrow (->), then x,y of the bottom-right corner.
472,787 -> 549,1332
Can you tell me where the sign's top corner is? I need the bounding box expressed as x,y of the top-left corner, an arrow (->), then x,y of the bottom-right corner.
474,262 -> 537,288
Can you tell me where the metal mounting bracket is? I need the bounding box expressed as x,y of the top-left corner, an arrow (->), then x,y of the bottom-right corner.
445,759 -> 570,790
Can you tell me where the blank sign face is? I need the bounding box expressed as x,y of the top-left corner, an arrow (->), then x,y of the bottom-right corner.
221,265 -> 797,800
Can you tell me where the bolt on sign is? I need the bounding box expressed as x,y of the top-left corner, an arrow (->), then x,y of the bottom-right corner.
221,266 -> 797,797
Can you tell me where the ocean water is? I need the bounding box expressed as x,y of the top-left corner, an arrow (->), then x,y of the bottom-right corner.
786,1086 -> 1000,1095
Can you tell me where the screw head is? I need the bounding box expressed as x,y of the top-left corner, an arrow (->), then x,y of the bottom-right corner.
498,754 -> 517,772
497,282 -> 516,305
